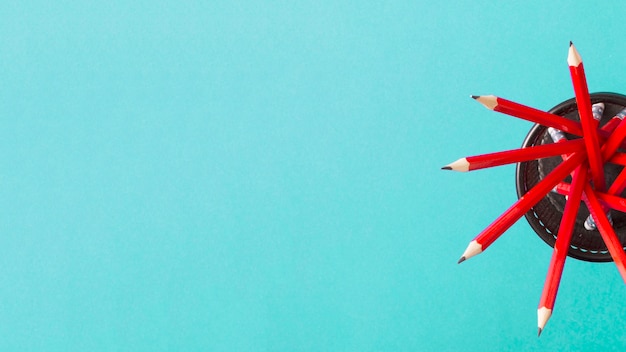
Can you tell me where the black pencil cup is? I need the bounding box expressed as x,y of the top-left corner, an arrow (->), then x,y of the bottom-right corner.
517,92 -> 626,262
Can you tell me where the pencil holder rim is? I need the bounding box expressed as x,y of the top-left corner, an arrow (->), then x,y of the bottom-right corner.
516,92 -> 626,262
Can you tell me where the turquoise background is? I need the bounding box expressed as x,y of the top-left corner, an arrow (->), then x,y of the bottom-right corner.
2,0 -> 626,350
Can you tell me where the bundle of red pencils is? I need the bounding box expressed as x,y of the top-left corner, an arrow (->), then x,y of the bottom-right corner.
442,42 -> 626,336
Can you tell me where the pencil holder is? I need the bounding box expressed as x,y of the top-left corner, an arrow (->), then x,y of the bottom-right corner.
517,92 -> 626,262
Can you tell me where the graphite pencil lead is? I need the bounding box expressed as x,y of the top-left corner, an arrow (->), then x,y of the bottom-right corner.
441,166 -> 452,170
569,40 -> 573,46
457,256 -> 466,264
538,328 -> 542,337
470,95 -> 479,99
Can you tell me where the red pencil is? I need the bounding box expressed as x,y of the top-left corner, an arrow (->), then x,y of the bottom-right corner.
471,95 -> 626,149
595,109 -> 626,195
568,42 -> 605,191
584,184 -> 626,283
554,182 -> 626,214
596,191 -> 626,213
606,108 -> 626,165
583,154 -> 626,230
607,168 -> 626,197
553,181 -> 570,195
602,116 -> 625,135
607,153 -> 626,166
472,95 -> 583,136
601,116 -> 626,160
537,164 -> 587,336
442,139 -> 585,172
597,106 -> 626,146
458,151 -> 585,263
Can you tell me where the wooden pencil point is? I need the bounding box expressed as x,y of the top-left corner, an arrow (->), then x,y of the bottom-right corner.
537,328 -> 542,337
537,307 -> 552,336
470,95 -> 479,99
443,158 -> 469,172
460,240 -> 483,262
472,95 -> 498,110
457,256 -> 466,264
567,43 -> 582,67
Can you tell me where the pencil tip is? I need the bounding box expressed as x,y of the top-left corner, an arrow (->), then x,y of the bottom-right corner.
471,95 -> 497,110
569,40 -> 573,46
538,307 -> 552,336
567,42 -> 582,66
459,240 -> 483,262
442,158 -> 469,172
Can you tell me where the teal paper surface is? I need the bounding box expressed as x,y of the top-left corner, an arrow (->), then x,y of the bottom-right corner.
2,1 -> 626,350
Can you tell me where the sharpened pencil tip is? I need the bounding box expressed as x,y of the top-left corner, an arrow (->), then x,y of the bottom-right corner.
457,256 -> 466,264
569,40 -> 573,46
471,95 -> 497,110
538,307 -> 552,336
567,42 -> 582,66
442,158 -> 469,172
